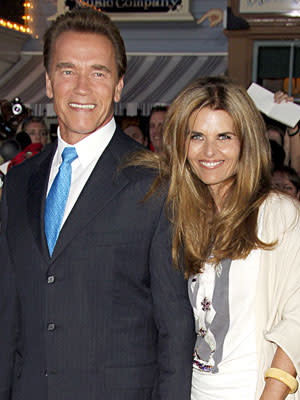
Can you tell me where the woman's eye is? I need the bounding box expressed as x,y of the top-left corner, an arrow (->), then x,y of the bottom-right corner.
218,133 -> 231,140
191,134 -> 203,140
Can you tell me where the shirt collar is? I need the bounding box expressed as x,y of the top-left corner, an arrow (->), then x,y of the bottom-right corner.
56,118 -> 116,167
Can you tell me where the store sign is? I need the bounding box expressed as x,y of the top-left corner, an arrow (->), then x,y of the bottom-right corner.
239,0 -> 300,14
54,0 -> 193,21
83,0 -> 183,11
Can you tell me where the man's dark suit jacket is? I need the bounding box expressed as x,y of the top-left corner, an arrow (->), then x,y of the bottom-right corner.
0,127 -> 195,400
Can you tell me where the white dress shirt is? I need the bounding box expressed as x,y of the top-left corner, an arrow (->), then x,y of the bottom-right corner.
47,118 -> 116,228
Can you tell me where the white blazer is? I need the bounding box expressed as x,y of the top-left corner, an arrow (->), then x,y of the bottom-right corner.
255,193 -> 300,399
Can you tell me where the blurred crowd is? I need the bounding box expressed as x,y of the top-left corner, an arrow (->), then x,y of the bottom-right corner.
0,98 -> 52,175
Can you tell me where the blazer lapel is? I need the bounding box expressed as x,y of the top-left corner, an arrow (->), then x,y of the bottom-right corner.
27,144 -> 56,262
51,132 -> 131,261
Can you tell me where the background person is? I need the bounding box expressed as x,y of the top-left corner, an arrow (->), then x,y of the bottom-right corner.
120,115 -> 147,146
0,8 -> 194,400
148,105 -> 168,153
0,98 -> 29,139
266,124 -> 285,147
272,165 -> 300,200
23,116 -> 51,147
129,76 -> 300,400
265,91 -> 300,176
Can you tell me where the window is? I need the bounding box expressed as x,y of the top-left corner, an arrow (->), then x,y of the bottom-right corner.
252,40 -> 300,103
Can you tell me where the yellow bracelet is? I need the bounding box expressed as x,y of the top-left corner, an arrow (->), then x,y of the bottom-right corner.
264,367 -> 298,394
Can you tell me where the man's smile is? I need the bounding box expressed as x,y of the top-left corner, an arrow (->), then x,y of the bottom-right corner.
69,103 -> 96,110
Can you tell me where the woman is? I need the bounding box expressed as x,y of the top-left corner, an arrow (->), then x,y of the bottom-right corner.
129,76 -> 300,399
23,116 -> 51,147
120,116 -> 148,146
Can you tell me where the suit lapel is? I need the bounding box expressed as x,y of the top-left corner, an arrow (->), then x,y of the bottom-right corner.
27,144 -> 56,263
50,130 -> 131,261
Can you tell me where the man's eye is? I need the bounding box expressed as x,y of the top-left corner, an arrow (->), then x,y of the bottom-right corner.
63,70 -> 72,75
94,72 -> 103,78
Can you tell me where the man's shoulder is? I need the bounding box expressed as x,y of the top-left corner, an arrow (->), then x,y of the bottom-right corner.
111,127 -> 158,180
111,125 -> 143,155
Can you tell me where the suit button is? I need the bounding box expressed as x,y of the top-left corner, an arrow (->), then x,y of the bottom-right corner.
45,370 -> 56,376
47,275 -> 55,284
47,323 -> 56,331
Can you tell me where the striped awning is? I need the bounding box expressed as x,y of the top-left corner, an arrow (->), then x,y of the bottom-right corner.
0,54 -> 46,104
117,54 -> 227,115
0,53 -> 227,116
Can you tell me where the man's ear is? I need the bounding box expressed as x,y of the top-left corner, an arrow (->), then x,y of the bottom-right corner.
114,76 -> 124,103
45,72 -> 53,99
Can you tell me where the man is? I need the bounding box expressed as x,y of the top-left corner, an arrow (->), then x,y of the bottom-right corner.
149,105 -> 168,153
0,8 -> 194,400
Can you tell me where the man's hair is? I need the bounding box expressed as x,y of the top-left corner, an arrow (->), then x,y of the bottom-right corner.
43,7 -> 127,79
149,105 -> 168,119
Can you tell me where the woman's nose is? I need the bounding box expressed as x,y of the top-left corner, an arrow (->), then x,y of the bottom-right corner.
202,139 -> 216,157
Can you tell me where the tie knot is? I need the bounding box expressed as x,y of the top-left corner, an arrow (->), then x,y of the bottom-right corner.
61,147 -> 78,164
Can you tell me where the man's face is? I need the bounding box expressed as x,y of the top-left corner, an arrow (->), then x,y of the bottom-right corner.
45,31 -> 124,144
149,110 -> 166,152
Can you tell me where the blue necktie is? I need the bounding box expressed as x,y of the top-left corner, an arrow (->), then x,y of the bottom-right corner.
45,147 -> 78,256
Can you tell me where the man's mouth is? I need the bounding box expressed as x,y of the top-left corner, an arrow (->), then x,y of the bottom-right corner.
69,103 -> 95,110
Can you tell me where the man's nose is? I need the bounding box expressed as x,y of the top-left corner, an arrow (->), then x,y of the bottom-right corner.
74,73 -> 90,93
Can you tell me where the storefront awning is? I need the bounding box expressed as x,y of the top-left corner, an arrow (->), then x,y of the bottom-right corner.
0,53 -> 227,116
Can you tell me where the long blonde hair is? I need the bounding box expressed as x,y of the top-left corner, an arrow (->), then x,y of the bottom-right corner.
127,77 -> 274,277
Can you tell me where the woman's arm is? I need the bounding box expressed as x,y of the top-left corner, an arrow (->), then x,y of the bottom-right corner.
260,346 -> 297,400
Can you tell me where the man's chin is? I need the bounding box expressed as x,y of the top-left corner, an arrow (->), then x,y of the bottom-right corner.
60,128 -> 98,144
71,125 -> 100,136
75,129 -> 96,135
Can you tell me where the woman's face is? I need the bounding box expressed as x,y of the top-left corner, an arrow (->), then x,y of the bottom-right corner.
272,171 -> 299,199
124,125 -> 145,145
25,121 -> 48,146
186,107 -> 241,205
